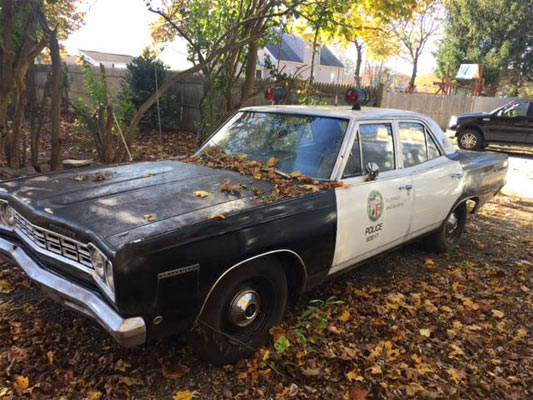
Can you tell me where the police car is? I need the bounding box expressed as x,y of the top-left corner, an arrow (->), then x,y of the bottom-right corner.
0,95 -> 508,364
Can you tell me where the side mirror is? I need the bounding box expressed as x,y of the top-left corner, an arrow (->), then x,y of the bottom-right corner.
365,161 -> 380,181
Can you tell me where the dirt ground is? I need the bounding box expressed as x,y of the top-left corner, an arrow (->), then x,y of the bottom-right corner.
0,193 -> 531,400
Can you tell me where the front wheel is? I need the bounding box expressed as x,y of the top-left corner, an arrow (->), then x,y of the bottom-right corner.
425,203 -> 467,253
457,130 -> 483,150
189,258 -> 287,365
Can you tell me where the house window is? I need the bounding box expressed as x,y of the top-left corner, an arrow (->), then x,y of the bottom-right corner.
256,69 -> 262,79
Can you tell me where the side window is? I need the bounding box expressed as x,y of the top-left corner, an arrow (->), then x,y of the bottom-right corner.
399,122 -> 442,168
342,123 -> 395,178
399,122 -> 428,167
502,102 -> 529,118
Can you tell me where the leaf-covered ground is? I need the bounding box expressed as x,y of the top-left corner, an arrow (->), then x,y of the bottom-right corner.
0,193 -> 532,400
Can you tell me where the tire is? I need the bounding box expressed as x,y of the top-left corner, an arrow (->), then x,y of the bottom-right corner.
425,203 -> 467,253
189,258 -> 287,365
457,129 -> 483,150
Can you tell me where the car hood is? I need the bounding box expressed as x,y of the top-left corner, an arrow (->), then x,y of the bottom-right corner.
453,112 -> 490,120
0,160 -> 273,248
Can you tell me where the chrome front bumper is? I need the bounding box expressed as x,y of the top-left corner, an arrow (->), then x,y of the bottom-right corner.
0,237 -> 146,348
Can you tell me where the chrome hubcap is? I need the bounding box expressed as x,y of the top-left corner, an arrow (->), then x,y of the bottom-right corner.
229,289 -> 260,327
446,212 -> 459,234
460,133 -> 477,149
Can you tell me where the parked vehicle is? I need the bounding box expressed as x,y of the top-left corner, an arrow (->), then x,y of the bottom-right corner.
0,105 -> 508,364
447,99 -> 533,150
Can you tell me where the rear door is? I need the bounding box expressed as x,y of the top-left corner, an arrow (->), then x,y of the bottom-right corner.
397,120 -> 463,237
485,102 -> 531,144
331,121 -> 412,274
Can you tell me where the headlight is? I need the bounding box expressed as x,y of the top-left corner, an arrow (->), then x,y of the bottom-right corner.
449,116 -> 457,128
105,261 -> 115,292
90,247 -> 106,279
0,202 -> 16,228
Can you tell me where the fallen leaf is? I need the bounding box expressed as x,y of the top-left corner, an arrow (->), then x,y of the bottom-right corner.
193,190 -> 209,198
85,391 -> 103,400
369,365 -> 382,374
441,305 -> 453,313
300,184 -> 320,193
289,171 -> 302,178
419,328 -> 431,338
447,367 -> 466,383
267,157 -> 278,167
92,173 -> 106,182
253,167 -> 262,180
141,172 -> 157,178
173,391 -> 196,400
0,280 -> 13,294
46,350 -> 54,365
144,214 -> 157,222
338,310 -> 351,322
162,364 -> 191,379
13,376 -> 29,394
346,370 -> 364,382
491,309 -> 504,319
73,175 -> 88,182
115,359 -> 131,372
348,386 -> 369,400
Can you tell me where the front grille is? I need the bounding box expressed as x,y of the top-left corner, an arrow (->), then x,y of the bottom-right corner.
13,211 -> 93,271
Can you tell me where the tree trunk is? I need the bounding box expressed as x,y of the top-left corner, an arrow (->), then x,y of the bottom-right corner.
240,39 -> 259,102
353,40 -> 363,87
8,76 -> 28,168
308,28 -> 320,87
0,0 -> 15,148
49,30 -> 63,171
408,56 -> 418,93
31,75 -> 50,167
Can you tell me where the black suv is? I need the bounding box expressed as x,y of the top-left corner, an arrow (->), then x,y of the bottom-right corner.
447,99 -> 533,150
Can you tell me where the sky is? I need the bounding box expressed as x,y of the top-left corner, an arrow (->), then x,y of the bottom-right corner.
64,0 -> 438,77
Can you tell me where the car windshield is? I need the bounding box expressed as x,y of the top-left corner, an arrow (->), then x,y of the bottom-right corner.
204,111 -> 349,179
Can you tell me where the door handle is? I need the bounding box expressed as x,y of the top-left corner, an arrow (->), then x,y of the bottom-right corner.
399,185 -> 413,191
451,173 -> 464,180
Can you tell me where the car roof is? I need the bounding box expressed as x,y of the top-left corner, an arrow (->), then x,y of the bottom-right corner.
241,105 -> 424,120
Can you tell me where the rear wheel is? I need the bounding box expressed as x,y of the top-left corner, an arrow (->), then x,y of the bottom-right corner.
457,130 -> 483,150
425,203 -> 467,253
189,258 -> 287,365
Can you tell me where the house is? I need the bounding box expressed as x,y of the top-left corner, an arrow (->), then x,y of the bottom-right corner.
256,31 -> 346,84
77,50 -> 135,69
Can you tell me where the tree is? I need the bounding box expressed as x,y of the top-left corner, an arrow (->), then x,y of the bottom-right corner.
389,0 -> 443,92
436,0 -> 533,95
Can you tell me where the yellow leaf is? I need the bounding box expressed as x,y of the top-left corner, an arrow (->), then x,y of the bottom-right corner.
405,383 -> 424,397
289,171 -> 302,178
141,172 -> 156,178
441,306 -> 453,313
85,392 -> 103,400
419,328 -> 431,338
447,367 -> 465,384
346,370 -> 363,382
253,167 -> 262,180
452,282 -> 462,292
491,309 -> 504,319
338,310 -> 351,322
47,351 -> 54,365
13,376 -> 29,394
115,359 -> 131,372
300,184 -> 320,193
0,280 -> 13,294
369,365 -> 382,375
208,214 -> 226,220
517,328 -> 528,338
424,258 -> 435,266
173,390 -> 196,400
193,190 -> 209,198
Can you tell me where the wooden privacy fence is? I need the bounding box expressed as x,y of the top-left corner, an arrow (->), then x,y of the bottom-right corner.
381,92 -> 518,129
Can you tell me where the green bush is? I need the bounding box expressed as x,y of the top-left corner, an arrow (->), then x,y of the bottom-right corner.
121,49 -> 180,132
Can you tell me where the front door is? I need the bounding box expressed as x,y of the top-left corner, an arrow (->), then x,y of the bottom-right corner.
331,122 -> 412,274
486,102 -> 532,144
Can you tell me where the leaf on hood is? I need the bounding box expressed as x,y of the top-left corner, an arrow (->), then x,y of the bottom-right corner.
141,172 -> 157,178
208,214 -> 226,220
92,173 -> 106,182
289,170 -> 302,178
300,184 -> 320,193
144,214 -> 157,222
73,175 -> 88,182
193,190 -> 209,198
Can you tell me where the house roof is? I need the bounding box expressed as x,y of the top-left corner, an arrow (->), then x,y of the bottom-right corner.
79,50 -> 135,65
264,31 -> 344,68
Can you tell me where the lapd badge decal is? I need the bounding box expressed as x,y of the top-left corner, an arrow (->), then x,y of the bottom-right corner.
367,190 -> 384,222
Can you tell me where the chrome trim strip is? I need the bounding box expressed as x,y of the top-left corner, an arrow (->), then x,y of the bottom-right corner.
192,249 -> 308,328
158,264 -> 200,280
0,237 -> 145,348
